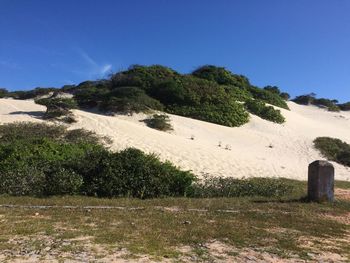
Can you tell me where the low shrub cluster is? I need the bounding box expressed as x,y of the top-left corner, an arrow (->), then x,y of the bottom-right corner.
35,97 -> 78,123
7,87 -> 57,100
247,86 -> 289,110
188,176 -> 295,198
98,87 -> 164,114
245,100 -> 285,124
314,137 -> 350,167
263,85 -> 290,101
169,102 -> 249,127
338,102 -> 350,111
191,65 -> 251,88
0,122 -> 194,198
0,88 -> 8,98
144,114 -> 173,131
292,93 -> 344,112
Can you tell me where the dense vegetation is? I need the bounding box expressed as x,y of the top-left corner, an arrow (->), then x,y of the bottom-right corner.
314,137 -> 350,167
245,99 -> 285,123
0,122 -> 298,198
292,93 -> 350,112
4,64 -> 293,126
0,122 -> 193,198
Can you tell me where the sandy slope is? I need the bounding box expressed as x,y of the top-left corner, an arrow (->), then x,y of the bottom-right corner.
0,98 -> 349,181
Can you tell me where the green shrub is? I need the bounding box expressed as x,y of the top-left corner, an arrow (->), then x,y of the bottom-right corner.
99,87 -> 164,114
88,148 -> 195,198
280,92 -> 290,101
36,97 -> 78,109
293,94 -> 341,111
169,102 -> 249,127
292,94 -> 315,105
111,65 -> 180,90
338,102 -> 350,111
224,86 -> 252,102
188,176 -> 294,198
7,87 -> 57,100
245,100 -> 285,124
328,104 -> 340,112
263,86 -> 290,101
192,65 -> 250,88
35,97 -> 78,123
0,122 -> 108,146
247,86 -> 289,110
0,122 -> 195,198
0,164 -> 46,196
337,151 -> 350,166
0,88 -> 8,98
45,167 -> 83,195
314,137 -> 350,167
144,114 -> 173,131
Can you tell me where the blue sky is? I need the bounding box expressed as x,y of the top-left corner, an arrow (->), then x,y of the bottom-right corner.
0,0 -> 349,102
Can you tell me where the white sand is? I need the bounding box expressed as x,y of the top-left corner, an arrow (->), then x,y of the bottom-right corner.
1,98 -> 349,181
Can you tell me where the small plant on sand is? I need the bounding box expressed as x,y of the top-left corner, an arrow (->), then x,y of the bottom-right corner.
35,97 -> 78,123
144,114 -> 173,131
314,137 -> 350,167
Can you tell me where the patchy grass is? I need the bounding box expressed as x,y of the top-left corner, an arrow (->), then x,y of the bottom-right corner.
0,185 -> 349,262
336,180 -> 350,189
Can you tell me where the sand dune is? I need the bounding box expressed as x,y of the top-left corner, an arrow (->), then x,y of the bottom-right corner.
1,98 -> 349,181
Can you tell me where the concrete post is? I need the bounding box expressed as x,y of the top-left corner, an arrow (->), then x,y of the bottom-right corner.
308,160 -> 334,202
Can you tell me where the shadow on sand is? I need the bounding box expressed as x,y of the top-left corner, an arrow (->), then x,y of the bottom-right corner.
9,111 -> 44,118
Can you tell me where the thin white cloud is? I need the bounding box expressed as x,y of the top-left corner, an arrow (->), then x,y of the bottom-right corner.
75,48 -> 112,78
100,64 -> 112,75
77,48 -> 98,67
0,60 -> 20,70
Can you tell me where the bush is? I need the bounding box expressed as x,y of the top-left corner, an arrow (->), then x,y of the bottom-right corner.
280,92 -> 290,101
144,114 -> 173,131
86,148 -> 195,198
0,122 -> 109,146
111,65 -> 180,90
7,87 -> 57,100
192,65 -> 250,88
314,137 -> 350,167
0,122 -> 195,198
247,86 -> 289,110
35,97 -> 78,123
169,102 -> 249,127
45,167 -> 83,195
245,100 -> 285,124
0,165 -> 46,196
338,102 -> 350,111
188,176 -> 294,198
99,87 -> 164,114
293,94 -> 341,111
263,86 -> 290,101
0,88 -> 8,98
327,104 -> 341,112
36,97 -> 78,109
74,85 -> 109,108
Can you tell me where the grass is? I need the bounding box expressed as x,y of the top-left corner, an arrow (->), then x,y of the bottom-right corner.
0,180 -> 349,261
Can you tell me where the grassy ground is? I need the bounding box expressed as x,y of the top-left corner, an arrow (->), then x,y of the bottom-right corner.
0,181 -> 349,262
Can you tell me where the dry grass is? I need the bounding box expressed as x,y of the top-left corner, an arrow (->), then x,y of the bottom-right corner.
0,186 -> 349,262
